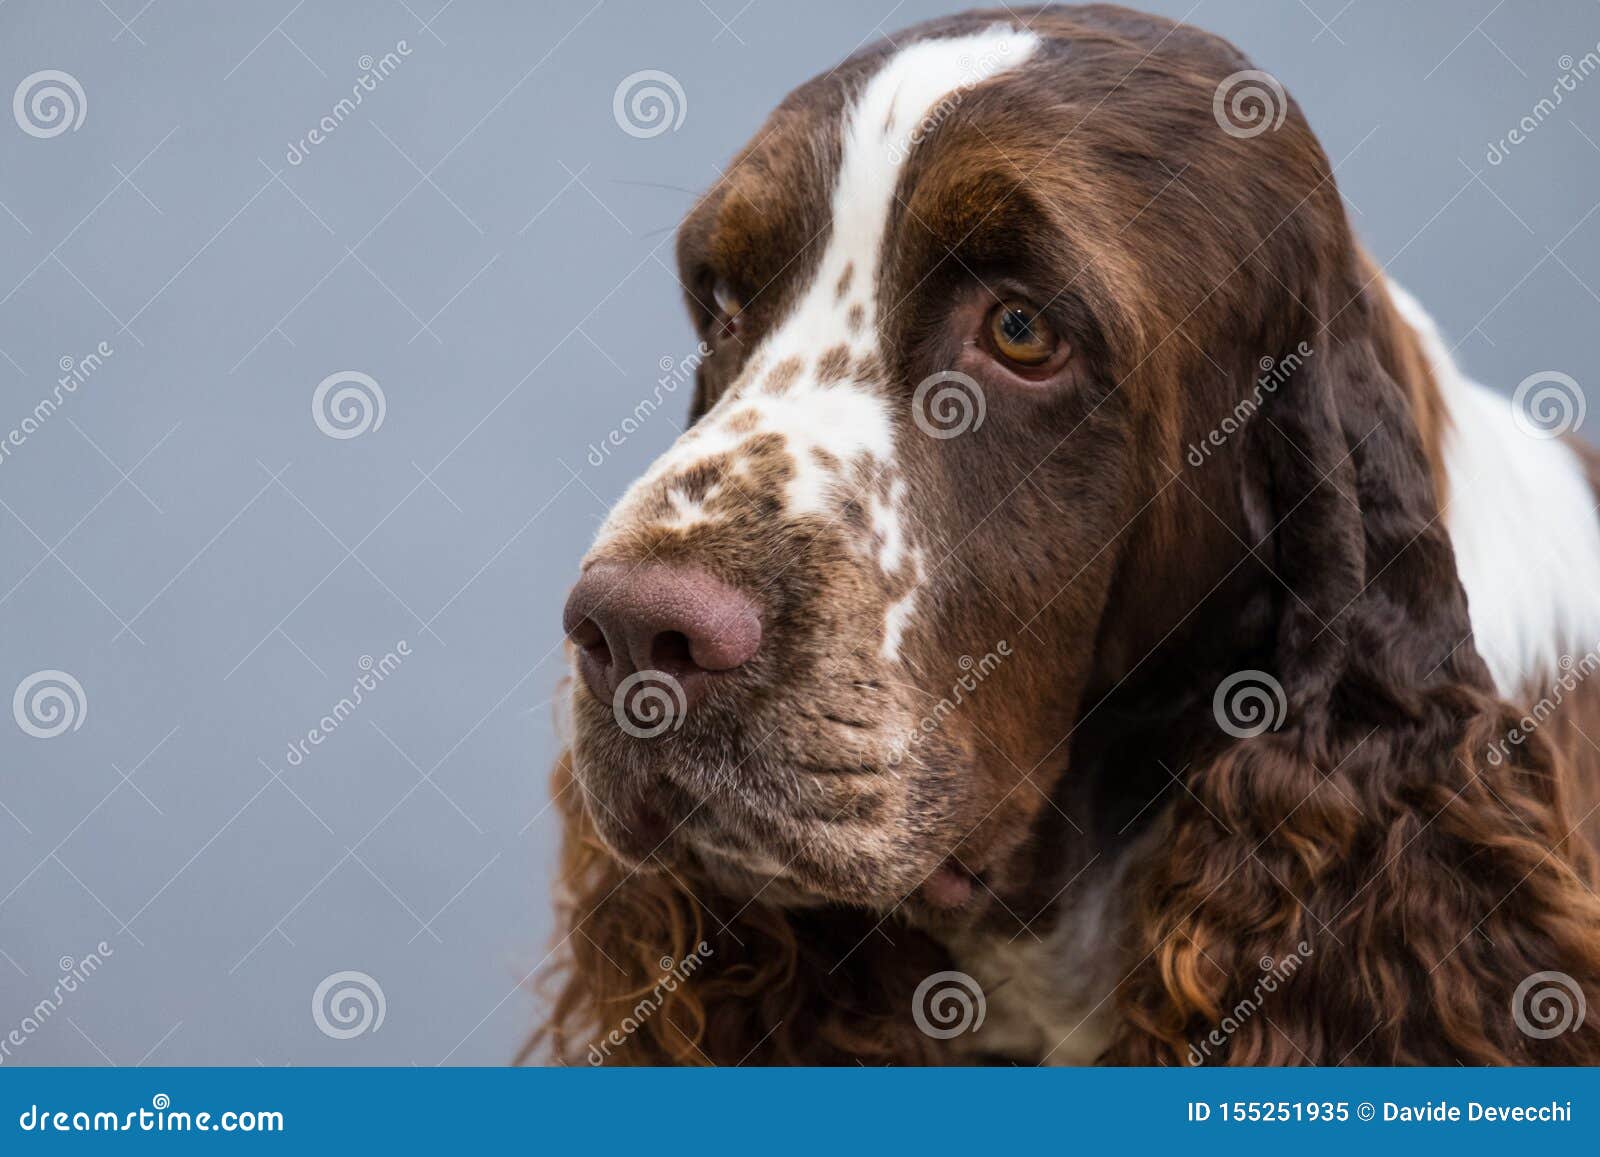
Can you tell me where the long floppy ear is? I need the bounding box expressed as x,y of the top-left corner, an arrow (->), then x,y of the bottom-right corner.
1111,288 -> 1600,1065
525,750 -> 952,1065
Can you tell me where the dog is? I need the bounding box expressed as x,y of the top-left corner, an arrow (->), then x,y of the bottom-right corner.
534,4 -> 1600,1065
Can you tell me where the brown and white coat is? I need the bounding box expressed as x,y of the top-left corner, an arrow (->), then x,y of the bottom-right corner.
535,4 -> 1600,1066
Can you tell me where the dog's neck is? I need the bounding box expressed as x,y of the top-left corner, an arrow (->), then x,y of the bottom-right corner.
933,538 -> 1280,1063
937,812 -> 1170,1064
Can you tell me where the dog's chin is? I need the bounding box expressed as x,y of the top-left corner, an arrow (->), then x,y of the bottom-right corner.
570,687 -> 991,919
579,776 -> 997,932
580,780 -> 920,905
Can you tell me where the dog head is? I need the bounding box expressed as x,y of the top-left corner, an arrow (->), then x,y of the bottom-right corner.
560,7 -> 1345,922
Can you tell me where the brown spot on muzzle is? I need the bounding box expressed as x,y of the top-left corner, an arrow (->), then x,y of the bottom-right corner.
764,356 -> 805,395
671,457 -> 732,502
817,344 -> 852,383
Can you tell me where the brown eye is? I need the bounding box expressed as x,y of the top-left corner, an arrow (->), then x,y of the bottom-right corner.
712,279 -> 745,335
987,299 -> 1060,368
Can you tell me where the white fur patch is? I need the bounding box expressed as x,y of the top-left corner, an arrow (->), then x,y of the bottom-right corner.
880,588 -> 919,661
594,25 -> 1040,668
878,546 -> 927,662
659,486 -> 717,532
1388,279 -> 1600,698
869,478 -> 909,574
939,838 -> 1152,1065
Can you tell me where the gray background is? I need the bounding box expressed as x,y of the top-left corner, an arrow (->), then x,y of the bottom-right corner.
0,0 -> 1594,1066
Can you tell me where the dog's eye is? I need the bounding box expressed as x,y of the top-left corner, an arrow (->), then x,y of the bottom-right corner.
987,299 -> 1059,367
712,279 -> 746,335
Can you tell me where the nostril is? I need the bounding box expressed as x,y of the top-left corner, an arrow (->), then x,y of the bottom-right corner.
650,630 -> 695,675
563,562 -> 762,710
569,617 -> 610,661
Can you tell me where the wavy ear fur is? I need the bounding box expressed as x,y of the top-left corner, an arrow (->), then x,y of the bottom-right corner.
1111,286 -> 1600,1065
525,752 -> 952,1065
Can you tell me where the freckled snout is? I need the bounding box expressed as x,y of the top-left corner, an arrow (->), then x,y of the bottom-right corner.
563,562 -> 763,710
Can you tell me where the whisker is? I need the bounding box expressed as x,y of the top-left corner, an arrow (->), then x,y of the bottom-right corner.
611,178 -> 701,196
868,676 -> 939,703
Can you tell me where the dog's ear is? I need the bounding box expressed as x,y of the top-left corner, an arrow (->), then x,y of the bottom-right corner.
525,751 -> 951,1065
1111,288 -> 1600,1065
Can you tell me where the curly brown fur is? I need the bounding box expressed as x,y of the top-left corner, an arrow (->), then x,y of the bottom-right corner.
1112,290 -> 1600,1064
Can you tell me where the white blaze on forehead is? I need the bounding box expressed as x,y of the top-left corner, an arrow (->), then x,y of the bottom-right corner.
828,24 -> 1041,306
597,25 -> 1040,566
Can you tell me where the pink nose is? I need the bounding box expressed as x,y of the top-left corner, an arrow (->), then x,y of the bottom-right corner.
562,562 -> 762,709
